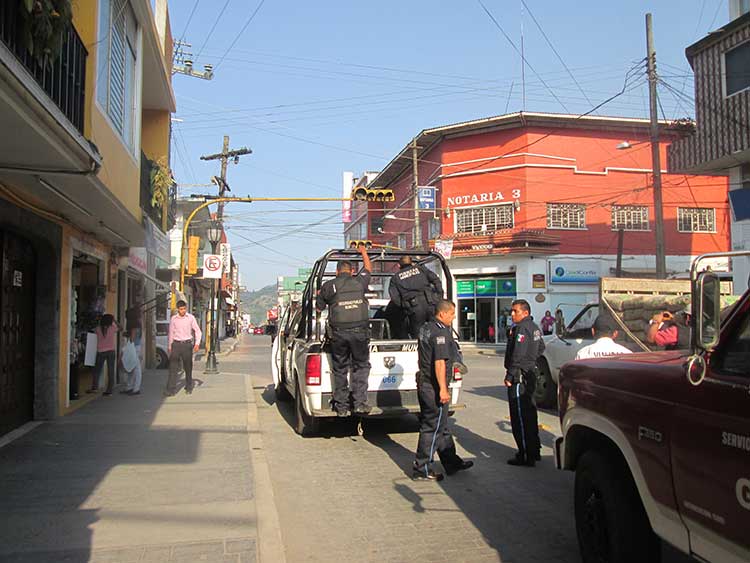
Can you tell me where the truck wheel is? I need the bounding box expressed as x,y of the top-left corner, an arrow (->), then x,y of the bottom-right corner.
533,358 -> 557,409
155,348 -> 169,370
575,451 -> 661,563
294,380 -> 319,437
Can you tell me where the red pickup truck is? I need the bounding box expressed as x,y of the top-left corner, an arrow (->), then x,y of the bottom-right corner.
555,252 -> 750,563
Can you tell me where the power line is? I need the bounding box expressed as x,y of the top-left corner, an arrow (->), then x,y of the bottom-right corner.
174,0 -> 201,57
213,0 -> 267,71
194,0 -> 232,62
518,0 -> 593,107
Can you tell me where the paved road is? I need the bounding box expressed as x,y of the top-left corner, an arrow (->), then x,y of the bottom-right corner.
245,335 -> 693,563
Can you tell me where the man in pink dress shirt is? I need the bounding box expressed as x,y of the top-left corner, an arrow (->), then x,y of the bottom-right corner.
165,300 -> 202,396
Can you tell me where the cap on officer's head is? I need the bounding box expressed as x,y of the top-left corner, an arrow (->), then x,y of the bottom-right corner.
593,314 -> 618,335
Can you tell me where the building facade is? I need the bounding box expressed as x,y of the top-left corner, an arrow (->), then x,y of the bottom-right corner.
0,0 -> 175,435
668,6 -> 750,294
358,112 -> 731,344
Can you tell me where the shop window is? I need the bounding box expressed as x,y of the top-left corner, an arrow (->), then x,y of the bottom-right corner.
428,217 -> 440,239
397,234 -> 407,249
725,40 -> 750,97
455,203 -> 514,234
547,203 -> 586,230
97,0 -> 139,150
677,207 -> 716,233
611,205 -> 649,231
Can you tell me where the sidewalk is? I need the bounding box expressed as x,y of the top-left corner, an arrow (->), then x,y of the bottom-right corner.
0,337 -> 276,563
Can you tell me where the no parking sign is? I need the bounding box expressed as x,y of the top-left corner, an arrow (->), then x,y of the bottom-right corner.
203,254 -> 223,279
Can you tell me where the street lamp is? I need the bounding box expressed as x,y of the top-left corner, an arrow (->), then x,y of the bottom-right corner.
204,220 -> 222,374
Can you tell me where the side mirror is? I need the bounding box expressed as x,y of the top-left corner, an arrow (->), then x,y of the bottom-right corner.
695,271 -> 720,351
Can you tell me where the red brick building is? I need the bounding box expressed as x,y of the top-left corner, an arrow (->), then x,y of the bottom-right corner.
346,112 -> 730,343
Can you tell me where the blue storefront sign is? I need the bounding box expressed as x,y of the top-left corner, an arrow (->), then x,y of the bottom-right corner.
549,261 -> 599,284
417,187 -> 435,209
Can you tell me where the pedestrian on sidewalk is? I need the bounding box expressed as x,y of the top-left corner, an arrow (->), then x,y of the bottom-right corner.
504,299 -> 544,467
119,328 -> 142,395
412,299 -> 473,481
88,314 -> 119,396
165,300 -> 202,396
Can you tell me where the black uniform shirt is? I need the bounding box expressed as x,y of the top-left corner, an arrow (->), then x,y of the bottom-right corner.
504,316 -> 545,377
418,320 -> 454,383
316,270 -> 371,329
389,265 -> 443,307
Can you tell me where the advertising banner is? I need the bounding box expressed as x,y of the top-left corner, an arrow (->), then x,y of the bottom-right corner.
220,242 -> 231,274
434,238 -> 453,259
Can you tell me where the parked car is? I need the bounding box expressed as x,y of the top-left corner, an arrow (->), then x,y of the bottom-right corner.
154,321 -> 170,369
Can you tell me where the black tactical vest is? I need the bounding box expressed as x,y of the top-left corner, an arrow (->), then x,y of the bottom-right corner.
395,266 -> 432,302
329,275 -> 369,328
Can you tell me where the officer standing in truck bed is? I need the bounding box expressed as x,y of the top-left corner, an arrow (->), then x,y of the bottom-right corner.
389,256 -> 443,338
316,244 -> 372,417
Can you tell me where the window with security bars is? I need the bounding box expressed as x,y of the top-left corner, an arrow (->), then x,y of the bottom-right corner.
455,203 -> 514,234
547,203 -> 586,229
678,207 -> 716,233
97,0 -> 139,150
611,205 -> 649,231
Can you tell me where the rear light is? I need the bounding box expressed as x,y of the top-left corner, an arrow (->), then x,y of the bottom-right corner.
452,365 -> 462,382
305,354 -> 322,385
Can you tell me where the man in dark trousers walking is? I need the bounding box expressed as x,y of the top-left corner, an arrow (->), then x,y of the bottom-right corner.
316,244 -> 372,416
413,299 -> 473,481
165,300 -> 202,396
389,256 -> 443,338
504,299 -> 544,467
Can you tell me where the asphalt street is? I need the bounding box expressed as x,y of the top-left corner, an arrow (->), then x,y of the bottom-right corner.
246,335 -> 691,563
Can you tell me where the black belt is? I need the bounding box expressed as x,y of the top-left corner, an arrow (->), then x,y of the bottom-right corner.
173,339 -> 194,344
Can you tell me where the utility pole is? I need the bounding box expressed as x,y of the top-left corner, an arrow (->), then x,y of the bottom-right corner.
411,139 -> 421,249
199,136 -> 251,357
172,40 -> 214,80
200,135 -> 252,219
646,13 -> 667,279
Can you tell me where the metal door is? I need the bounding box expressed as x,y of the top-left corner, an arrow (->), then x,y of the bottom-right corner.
0,231 -> 36,436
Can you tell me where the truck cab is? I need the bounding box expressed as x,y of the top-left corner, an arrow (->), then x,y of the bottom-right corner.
555,254 -> 750,563
271,249 -> 464,436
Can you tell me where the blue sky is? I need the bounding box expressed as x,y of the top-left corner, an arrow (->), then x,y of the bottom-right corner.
168,0 -> 731,290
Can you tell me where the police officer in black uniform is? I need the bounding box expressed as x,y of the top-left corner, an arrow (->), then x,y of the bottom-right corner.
413,299 -> 474,481
504,299 -> 544,467
389,256 -> 443,338
316,244 -> 373,417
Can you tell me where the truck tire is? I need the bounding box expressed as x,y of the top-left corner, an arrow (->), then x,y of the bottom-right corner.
533,358 -> 557,409
294,380 -> 319,437
575,450 -> 661,563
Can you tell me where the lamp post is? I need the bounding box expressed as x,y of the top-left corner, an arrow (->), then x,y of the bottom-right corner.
204,220 -> 222,374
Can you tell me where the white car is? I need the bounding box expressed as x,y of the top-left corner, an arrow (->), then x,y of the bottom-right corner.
271,249 -> 464,436
154,321 -> 169,369
534,303 -> 599,408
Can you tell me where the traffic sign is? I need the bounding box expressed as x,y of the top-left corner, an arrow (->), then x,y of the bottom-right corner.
203,254 -> 223,279
418,187 -> 435,209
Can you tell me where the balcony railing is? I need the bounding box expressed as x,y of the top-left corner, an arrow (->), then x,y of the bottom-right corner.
0,2 -> 87,134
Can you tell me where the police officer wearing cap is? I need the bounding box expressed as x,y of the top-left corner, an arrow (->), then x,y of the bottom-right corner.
389,256 -> 443,339
504,299 -> 544,467
413,299 -> 474,481
316,244 -> 373,417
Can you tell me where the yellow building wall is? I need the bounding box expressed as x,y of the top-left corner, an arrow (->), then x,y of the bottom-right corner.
72,0 -> 142,222
142,109 -> 171,162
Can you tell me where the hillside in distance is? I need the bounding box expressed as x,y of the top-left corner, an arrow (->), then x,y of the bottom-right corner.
239,284 -> 277,325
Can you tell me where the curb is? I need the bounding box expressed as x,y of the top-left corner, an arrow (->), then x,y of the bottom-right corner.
244,371 -> 287,563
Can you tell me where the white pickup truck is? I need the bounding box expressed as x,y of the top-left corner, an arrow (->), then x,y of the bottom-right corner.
271,249 -> 464,436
